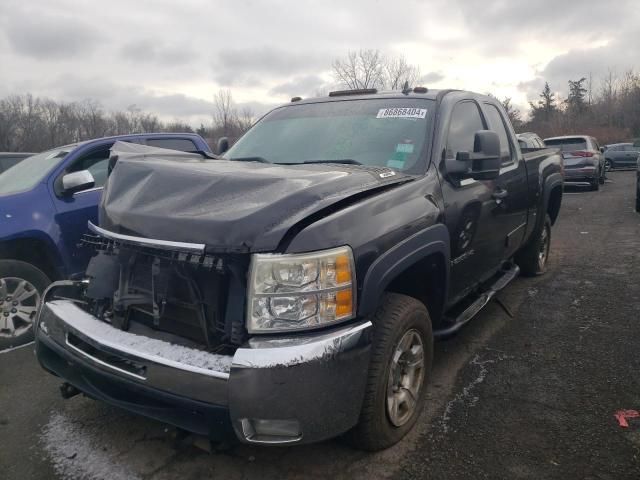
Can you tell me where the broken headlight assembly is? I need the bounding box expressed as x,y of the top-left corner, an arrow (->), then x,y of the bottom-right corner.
247,246 -> 356,333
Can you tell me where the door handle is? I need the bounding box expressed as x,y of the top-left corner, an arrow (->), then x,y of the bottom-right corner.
492,188 -> 508,200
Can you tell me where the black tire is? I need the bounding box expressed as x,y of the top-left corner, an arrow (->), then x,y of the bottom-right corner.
605,159 -> 613,172
0,260 -> 51,350
347,293 -> 433,451
516,214 -> 551,277
590,175 -> 600,191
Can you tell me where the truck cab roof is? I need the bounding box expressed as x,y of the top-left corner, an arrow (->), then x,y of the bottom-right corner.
286,88 -> 495,107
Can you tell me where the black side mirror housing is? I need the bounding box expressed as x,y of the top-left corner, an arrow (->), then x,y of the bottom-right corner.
217,137 -> 230,155
446,130 -> 501,181
469,130 -> 501,180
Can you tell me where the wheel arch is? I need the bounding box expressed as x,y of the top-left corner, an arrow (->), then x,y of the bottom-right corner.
359,224 -> 450,325
0,237 -> 62,281
543,173 -> 564,226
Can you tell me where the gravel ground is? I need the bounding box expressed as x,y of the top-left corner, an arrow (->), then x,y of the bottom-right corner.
1,170 -> 638,479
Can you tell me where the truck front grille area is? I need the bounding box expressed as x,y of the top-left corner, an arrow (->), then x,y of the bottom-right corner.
80,234 -> 249,349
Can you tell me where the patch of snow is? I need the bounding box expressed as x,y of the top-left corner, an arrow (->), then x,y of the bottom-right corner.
47,300 -> 232,374
40,412 -> 140,480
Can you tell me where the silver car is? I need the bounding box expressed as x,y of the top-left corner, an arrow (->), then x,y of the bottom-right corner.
603,143 -> 640,170
544,135 -> 605,191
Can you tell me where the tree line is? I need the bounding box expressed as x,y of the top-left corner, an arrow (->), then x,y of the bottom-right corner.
511,70 -> 640,143
0,91 -> 255,153
0,95 -> 200,152
2,49 -> 639,153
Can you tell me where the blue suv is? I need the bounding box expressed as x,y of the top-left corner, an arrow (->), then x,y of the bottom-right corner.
0,133 -> 211,348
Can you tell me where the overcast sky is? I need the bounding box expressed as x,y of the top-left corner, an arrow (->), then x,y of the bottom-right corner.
1,0 -> 638,125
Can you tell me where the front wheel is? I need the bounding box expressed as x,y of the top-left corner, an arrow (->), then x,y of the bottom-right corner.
0,260 -> 51,350
347,293 -> 433,451
605,159 -> 613,172
516,214 -> 552,276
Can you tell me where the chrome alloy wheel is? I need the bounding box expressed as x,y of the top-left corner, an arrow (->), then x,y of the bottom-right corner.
0,277 -> 41,338
386,329 -> 425,427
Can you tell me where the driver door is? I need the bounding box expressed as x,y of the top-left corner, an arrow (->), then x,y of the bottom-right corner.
440,101 -> 502,302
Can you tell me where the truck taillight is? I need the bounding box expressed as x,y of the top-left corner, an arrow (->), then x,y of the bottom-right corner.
570,150 -> 594,157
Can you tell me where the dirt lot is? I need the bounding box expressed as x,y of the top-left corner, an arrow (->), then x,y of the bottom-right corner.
1,170 -> 639,480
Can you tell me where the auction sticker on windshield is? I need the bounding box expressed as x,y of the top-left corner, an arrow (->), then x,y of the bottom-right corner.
376,107 -> 427,119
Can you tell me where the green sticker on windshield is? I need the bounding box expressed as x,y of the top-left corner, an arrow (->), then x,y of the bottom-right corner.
396,143 -> 414,154
387,159 -> 406,169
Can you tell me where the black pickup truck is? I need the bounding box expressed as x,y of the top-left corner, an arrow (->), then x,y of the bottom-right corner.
34,88 -> 563,451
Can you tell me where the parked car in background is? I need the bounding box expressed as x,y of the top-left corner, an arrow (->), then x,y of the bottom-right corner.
516,132 -> 546,150
544,135 -> 605,190
603,143 -> 640,170
0,133 -> 211,349
35,89 -> 563,450
0,152 -> 35,174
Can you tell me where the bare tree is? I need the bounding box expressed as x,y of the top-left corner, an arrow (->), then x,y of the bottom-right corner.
384,55 -> 421,91
213,89 -> 238,136
332,49 -> 386,90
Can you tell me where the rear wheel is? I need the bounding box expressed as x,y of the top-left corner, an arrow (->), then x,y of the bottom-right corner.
516,214 -> 551,276
0,260 -> 50,350
347,293 -> 433,451
591,174 -> 600,191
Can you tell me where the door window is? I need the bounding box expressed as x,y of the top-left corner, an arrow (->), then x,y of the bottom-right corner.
146,138 -> 197,151
446,102 -> 485,160
484,104 -> 515,165
67,148 -> 111,190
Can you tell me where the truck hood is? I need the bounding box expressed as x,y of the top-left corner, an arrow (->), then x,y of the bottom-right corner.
99,142 -> 411,252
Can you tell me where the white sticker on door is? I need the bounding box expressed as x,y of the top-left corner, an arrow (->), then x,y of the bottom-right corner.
376,107 -> 427,119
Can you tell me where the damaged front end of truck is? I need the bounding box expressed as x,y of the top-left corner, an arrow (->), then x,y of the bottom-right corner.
34,142 -> 380,445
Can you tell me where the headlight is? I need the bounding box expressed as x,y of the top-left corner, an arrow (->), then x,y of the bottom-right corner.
247,246 -> 356,333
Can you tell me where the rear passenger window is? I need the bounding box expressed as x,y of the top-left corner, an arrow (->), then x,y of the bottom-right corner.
146,138 -> 197,152
484,104 -> 514,165
446,102 -> 485,160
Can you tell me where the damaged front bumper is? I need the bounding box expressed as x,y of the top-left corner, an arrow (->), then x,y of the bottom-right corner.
35,281 -> 372,445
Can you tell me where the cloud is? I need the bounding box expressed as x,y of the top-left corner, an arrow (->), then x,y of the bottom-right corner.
0,0 -> 639,126
268,75 -> 330,98
120,40 -> 198,66
3,10 -> 102,59
213,47 -> 332,86
419,72 -> 445,84
518,38 -> 639,103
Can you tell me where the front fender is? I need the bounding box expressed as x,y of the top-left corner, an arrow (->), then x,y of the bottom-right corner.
358,223 -> 450,317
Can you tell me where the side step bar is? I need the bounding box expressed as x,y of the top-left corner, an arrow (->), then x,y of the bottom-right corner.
433,263 -> 520,339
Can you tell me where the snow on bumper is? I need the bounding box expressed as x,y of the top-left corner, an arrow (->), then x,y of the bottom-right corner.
35,283 -> 372,445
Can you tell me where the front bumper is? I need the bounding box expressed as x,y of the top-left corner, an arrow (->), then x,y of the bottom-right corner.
35,282 -> 372,445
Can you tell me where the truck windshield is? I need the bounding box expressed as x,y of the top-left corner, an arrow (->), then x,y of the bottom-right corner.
224,98 -> 435,173
0,146 -> 75,196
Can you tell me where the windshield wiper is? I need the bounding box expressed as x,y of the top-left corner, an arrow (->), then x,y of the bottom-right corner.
281,159 -> 363,165
228,156 -> 270,163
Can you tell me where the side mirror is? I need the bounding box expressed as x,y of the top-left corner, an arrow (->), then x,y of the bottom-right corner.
217,137 -> 230,155
445,130 -> 501,181
61,170 -> 95,195
600,147 -> 605,153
